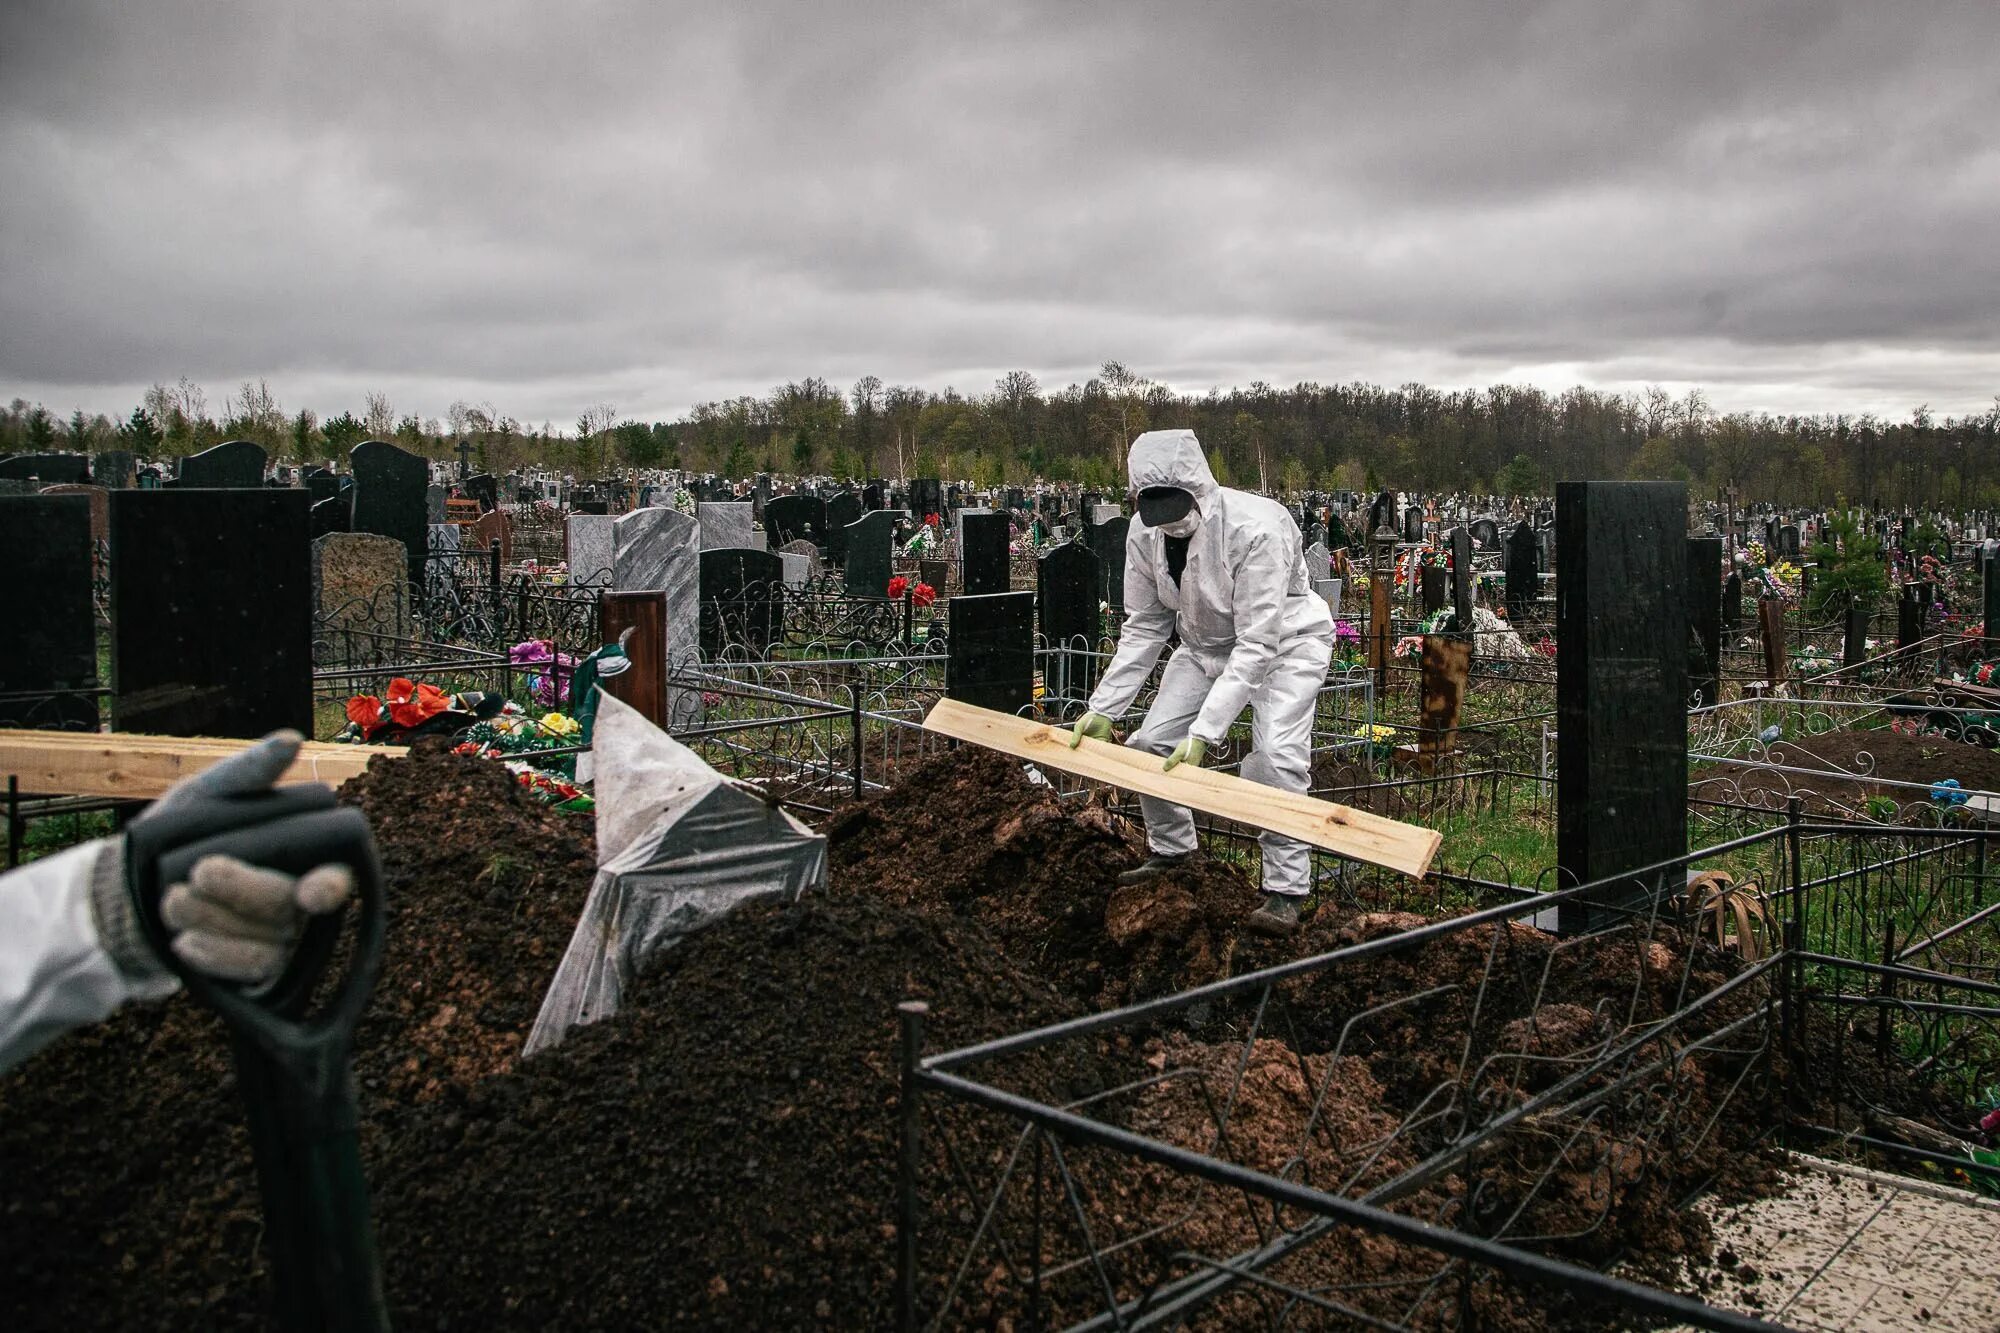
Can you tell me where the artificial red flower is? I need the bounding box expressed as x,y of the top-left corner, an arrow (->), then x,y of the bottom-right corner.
886,575 -> 909,599
912,582 -> 937,609
924,512 -> 941,528
346,695 -> 384,730
383,677 -> 451,729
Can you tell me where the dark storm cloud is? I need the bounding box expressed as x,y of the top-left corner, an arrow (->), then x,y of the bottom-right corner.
2,0 -> 1996,422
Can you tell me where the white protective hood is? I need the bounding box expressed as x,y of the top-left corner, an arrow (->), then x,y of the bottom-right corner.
1126,428 -> 1220,517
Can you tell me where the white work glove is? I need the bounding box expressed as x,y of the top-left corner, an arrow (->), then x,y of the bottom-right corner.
88,730 -> 355,989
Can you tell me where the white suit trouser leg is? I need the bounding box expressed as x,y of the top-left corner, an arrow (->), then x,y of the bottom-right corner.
1125,635 -> 1332,895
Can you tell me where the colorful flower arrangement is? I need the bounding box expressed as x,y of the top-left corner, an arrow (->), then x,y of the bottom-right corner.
1394,634 -> 1426,661
510,639 -> 577,706
885,575 -> 936,608
345,677 -> 452,738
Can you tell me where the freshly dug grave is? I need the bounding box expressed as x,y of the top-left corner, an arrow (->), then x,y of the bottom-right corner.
0,743 -> 596,1330
1692,726 -> 2000,816
826,745 -> 1279,1005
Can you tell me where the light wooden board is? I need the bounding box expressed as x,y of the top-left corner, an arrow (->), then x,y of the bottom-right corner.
0,730 -> 403,800
921,699 -> 1442,878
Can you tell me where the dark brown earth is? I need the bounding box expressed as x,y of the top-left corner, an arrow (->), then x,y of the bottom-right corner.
1693,725 -> 2000,817
0,743 -> 1870,1331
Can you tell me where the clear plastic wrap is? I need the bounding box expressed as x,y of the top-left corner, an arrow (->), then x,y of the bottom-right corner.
524,692 -> 825,1054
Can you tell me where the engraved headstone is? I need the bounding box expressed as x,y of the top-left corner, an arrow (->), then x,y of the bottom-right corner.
349,439 -> 429,584
1504,521 -> 1539,619
763,494 -> 827,549
699,548 -> 785,655
612,507 -> 700,722
426,484 -> 447,523
1088,516 -> 1129,611
567,513 -> 616,587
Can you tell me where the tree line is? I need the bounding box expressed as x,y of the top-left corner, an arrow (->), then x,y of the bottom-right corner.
6,365 -> 1997,508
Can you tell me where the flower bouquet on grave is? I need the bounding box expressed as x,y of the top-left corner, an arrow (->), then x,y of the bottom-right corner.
454,708 -> 584,778
886,574 -> 909,600
911,581 -> 937,609
1352,722 -> 1398,762
510,638 -> 579,706
1332,619 -> 1362,665
340,677 -> 507,744
1393,634 -> 1426,662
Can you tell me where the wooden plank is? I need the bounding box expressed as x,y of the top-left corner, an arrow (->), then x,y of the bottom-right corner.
0,730 -> 402,800
921,699 -> 1442,878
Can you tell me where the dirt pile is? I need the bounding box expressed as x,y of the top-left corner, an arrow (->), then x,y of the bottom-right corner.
827,746 -> 1270,1005
1693,726 -> 2000,816
0,743 -> 596,1330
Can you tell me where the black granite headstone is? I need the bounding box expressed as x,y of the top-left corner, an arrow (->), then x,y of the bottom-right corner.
1898,584 -> 1925,649
1985,553 -> 2000,648
1038,540 -> 1102,662
843,510 -> 901,597
946,591 -> 1035,715
1450,526 -> 1474,631
110,490 -> 312,737
1087,516 -> 1129,611
93,450 -> 137,489
960,511 -> 1011,596
1368,490 -> 1396,536
0,452 -> 90,484
764,494 -> 827,549
463,473 -> 499,513
309,493 -> 350,540
1722,570 -> 1742,631
1505,521 -> 1539,618
305,468 -> 339,506
863,482 -> 885,511
0,496 -> 99,729
1555,481 -> 1688,934
349,439 -> 429,583
179,439 -> 267,488
1687,537 -> 1722,708
824,492 -> 861,565
698,548 -> 785,656
1420,565 -> 1447,615
910,478 -> 943,520
1328,511 -> 1352,551
1471,518 -> 1499,551
1843,605 -> 1870,668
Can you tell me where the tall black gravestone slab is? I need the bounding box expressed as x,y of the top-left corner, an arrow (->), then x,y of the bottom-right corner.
110,490 -> 312,737
946,591 -> 1035,715
862,482 -> 885,511
763,494 -> 827,549
1505,521 -> 1539,618
698,548 -> 785,656
0,452 -> 90,484
1898,584 -> 1925,650
1403,507 -> 1424,544
1471,518 -> 1499,551
960,511 -> 1012,596
843,510 -> 901,597
1420,565 -> 1447,615
1554,482 -> 1688,934
824,492 -> 861,565
463,473 -> 499,513
1722,571 -> 1742,630
179,439 -> 267,488
349,439 -> 429,585
1327,511 -> 1352,552
910,478 -> 943,519
93,450 -> 136,489
1038,541 -> 1102,704
1450,526 -> 1474,632
1687,537 -> 1722,708
1088,516 -> 1129,611
1844,605 -> 1871,668
0,496 -> 99,729
1367,490 -> 1396,536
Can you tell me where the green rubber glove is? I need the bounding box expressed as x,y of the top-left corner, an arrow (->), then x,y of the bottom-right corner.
1068,711 -> 1113,748
1163,736 -> 1207,772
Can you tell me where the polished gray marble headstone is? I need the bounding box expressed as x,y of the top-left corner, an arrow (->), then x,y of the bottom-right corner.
698,500 -> 756,551
1303,541 -> 1331,580
567,513 -> 616,587
612,507 -> 701,722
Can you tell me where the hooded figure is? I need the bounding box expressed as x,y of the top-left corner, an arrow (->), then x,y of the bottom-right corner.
1070,429 -> 1334,935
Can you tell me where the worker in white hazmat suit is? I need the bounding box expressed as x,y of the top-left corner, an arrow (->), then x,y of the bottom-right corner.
1069,430 -> 1334,936
0,731 -> 355,1073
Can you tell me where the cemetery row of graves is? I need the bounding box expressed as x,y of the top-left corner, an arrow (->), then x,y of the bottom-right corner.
4,437 -> 2000,1329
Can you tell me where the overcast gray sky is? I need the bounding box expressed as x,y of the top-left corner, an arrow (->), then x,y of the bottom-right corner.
3,0 -> 1996,427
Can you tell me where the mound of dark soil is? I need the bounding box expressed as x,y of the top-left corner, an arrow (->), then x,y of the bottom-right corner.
0,744 -> 596,1331
826,746 -> 1269,1005
1694,726 -> 2000,816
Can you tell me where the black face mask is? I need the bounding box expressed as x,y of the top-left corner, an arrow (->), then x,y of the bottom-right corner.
1137,486 -> 1196,528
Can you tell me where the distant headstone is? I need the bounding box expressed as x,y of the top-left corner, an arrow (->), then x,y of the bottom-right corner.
305,468 -> 339,505
1088,516 -> 1129,611
1316,578 -> 1343,615
470,509 -> 512,563
1722,570 -> 1742,631
462,473 -> 498,512
0,452 -> 89,484
777,551 -> 811,586
1420,565 -> 1447,615
763,494 -> 827,549
93,450 -> 136,489
698,500 -> 756,551
349,440 -> 429,584
310,494 -> 349,540
824,492 -> 861,564
1555,481 -> 1688,934
909,478 -> 943,519
179,439 -> 267,488
1302,541 -> 1332,581
1402,506 -> 1423,544
1090,502 -> 1122,527
699,548 -> 785,656
110,490 -> 312,737
777,539 -> 821,578
1038,540 -> 1101,663
312,532 -> 412,646
0,496 -> 99,729
567,514 -> 616,587
862,482 -> 885,511
1450,526 -> 1474,632
1504,522 -> 1539,618
425,484 -> 447,523
960,511 -> 1011,596
843,510 -> 901,597
946,591 -> 1035,715
1471,518 -> 1499,551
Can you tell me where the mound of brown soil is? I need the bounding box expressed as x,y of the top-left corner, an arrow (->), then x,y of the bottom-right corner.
0,744 -> 597,1330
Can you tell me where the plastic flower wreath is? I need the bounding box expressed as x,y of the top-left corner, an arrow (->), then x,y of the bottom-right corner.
911,582 -> 937,609
886,574 -> 909,599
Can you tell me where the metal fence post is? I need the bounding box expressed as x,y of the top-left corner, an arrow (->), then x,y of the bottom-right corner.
1785,796 -> 1805,1059
897,1000 -> 929,1333
851,686 -> 865,800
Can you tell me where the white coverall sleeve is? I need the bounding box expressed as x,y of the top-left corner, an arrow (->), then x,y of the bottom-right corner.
0,840 -> 169,1074
1191,529 -> 1290,744
1086,534 -> 1176,718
